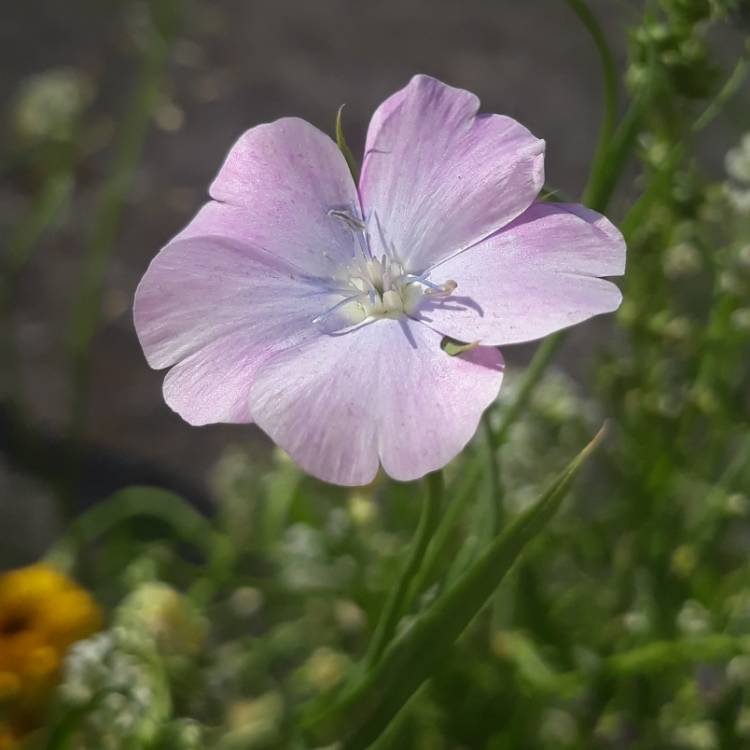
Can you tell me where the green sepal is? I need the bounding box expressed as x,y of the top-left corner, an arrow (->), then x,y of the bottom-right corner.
440,336 -> 480,356
336,104 -> 360,183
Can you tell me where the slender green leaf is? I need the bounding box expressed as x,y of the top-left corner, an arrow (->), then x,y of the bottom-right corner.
365,472 -> 443,668
304,426 -> 607,748
403,451 -> 484,608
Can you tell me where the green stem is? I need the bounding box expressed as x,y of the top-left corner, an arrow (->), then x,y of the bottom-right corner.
483,413 -> 503,534
485,37 -> 649,450
365,471 -> 444,668
62,0 -> 182,517
2,173 -> 73,409
585,34 -> 658,212
452,336 -> 566,588
45,486 -> 218,572
584,91 -> 647,212
692,53 -> 749,134
492,334 -> 565,450
6,173 -> 74,273
483,10 -> 647,473
367,686 -> 426,750
565,0 -> 619,203
415,336 -> 569,596
619,146 -> 682,240
67,0 -> 181,441
403,453 -> 483,608
43,688 -> 119,750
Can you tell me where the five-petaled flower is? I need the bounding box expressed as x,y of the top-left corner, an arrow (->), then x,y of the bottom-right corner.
134,75 -> 626,486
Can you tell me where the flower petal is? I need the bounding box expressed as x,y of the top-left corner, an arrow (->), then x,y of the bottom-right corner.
249,318 -> 504,485
207,117 -> 361,276
414,202 -> 626,346
161,333 -> 262,425
359,75 -> 545,271
134,236 -> 338,425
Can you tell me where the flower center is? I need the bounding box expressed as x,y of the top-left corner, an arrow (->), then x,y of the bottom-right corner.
315,208 -> 457,329
340,256 -> 421,318
0,613 -> 31,637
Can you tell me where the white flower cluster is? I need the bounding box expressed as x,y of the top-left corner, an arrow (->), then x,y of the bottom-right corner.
725,133 -> 750,214
12,67 -> 92,145
60,629 -> 165,750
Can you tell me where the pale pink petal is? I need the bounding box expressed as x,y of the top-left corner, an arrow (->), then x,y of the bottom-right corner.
134,236 -> 339,425
414,202 -> 625,346
359,75 -> 545,271
207,117 -> 361,276
249,318 -> 503,485
161,333 -> 263,425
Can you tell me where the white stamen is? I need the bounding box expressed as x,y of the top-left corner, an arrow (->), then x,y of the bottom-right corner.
312,292 -> 367,324
328,207 -> 371,262
327,208 -> 366,231
314,210 -> 459,330
426,279 -> 458,296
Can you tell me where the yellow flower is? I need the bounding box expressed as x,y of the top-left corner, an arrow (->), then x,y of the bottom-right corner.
0,563 -> 102,735
0,724 -> 21,750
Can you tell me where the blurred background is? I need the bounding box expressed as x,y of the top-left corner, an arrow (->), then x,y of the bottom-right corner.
2,1 -> 750,748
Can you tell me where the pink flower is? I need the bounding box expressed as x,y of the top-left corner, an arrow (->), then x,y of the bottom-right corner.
134,75 -> 625,486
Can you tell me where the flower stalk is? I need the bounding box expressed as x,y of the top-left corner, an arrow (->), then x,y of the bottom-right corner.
364,471 -> 444,668
63,0 -> 183,518
304,426 -> 606,748
565,0 -> 619,198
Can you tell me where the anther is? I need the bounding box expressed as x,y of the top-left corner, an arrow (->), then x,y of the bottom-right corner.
434,279 -> 458,295
312,292 -> 367,324
328,209 -> 367,231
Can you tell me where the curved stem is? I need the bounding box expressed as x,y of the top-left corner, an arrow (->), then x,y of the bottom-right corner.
365,471 -> 443,668
45,486 -> 219,573
565,0 -> 619,204
586,90 -> 650,212
493,43 -> 652,442
490,4 -> 642,456
692,53 -> 749,134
